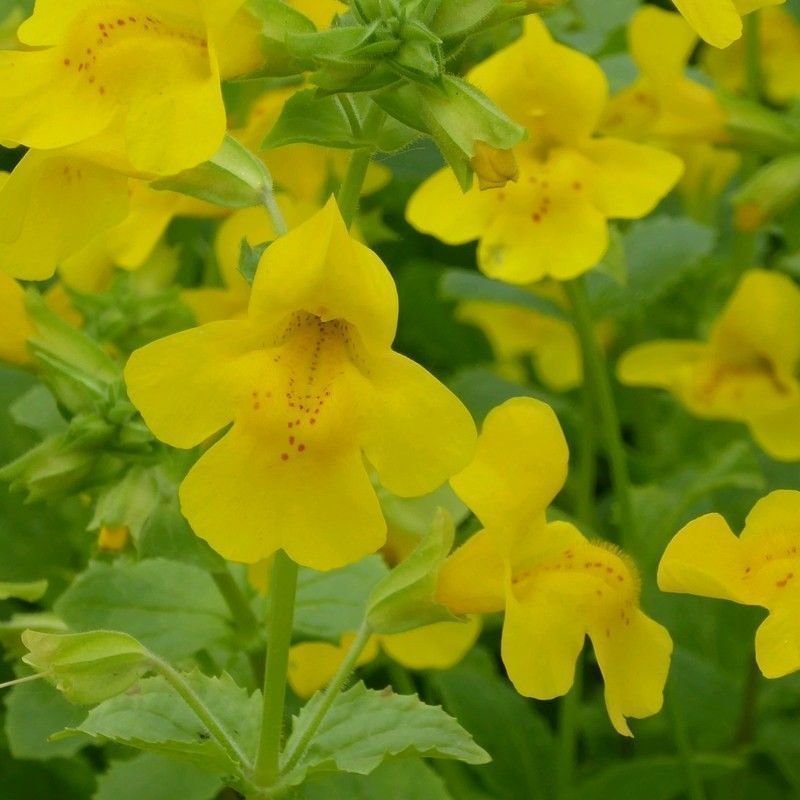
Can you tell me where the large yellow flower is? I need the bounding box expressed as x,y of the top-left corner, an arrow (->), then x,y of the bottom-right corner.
659,491 -> 800,678
407,18 -> 683,285
125,200 -> 477,570
703,7 -> 800,104
0,272 -> 33,366
288,617 -> 482,698
618,269 -> 800,461
436,397 -> 672,736
671,0 -> 783,49
0,0 -> 244,176
603,7 -> 727,146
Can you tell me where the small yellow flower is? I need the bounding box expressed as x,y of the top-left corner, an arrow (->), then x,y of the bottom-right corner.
659,490 -> 800,678
125,200 -> 477,570
288,617 -> 482,698
0,272 -> 33,366
98,525 -> 130,552
470,142 -> 519,191
436,397 -> 672,736
703,7 -> 800,104
618,269 -> 800,461
407,18 -> 682,286
0,0 -> 243,176
671,0 -> 783,49
603,7 -> 727,146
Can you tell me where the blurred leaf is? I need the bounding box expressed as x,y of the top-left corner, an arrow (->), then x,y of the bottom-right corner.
430,650 -> 556,800
55,560 -> 232,661
294,556 -> 388,641
0,579 -> 47,602
94,753 -> 222,800
281,682 -> 490,787
4,678 -> 86,760
302,759 -> 453,799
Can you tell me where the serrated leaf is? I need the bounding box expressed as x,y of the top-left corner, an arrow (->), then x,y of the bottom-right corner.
281,682 -> 490,787
294,556 -> 389,641
368,509 -> 460,634
22,629 -> 151,705
439,270 -> 569,320
0,579 -> 48,602
54,559 -> 232,661
67,672 -> 260,775
94,753 -> 222,800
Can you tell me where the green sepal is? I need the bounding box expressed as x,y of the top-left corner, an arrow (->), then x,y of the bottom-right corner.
152,136 -> 273,210
243,0 -> 318,76
21,630 -> 152,705
367,508 -> 461,634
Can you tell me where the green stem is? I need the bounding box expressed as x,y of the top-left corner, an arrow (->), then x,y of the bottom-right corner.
575,387 -> 597,530
213,569 -> 258,641
565,277 -> 635,546
556,658 -> 582,800
262,187 -> 288,237
253,551 -> 299,788
735,657 -> 760,748
667,688 -> 708,800
0,672 -> 48,691
280,619 -> 373,776
154,656 -> 253,773
336,102 -> 387,229
387,661 -> 416,695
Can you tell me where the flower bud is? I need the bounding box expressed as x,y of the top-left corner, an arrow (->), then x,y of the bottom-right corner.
98,525 -> 130,552
471,142 -> 519,190
733,153 -> 800,231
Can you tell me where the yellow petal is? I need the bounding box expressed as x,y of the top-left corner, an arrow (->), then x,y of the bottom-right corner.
0,152 -> 129,281
406,167 -> 497,246
630,6 -> 698,84
0,273 -> 33,366
671,0 -> 743,48
741,490 -> 800,544
180,424 -> 386,568
380,616 -> 482,670
657,513 -> 752,603
502,574 -> 586,700
182,288 -> 249,325
469,17 -> 607,145
617,341 -> 708,388
360,351 -> 476,497
589,610 -> 673,736
249,199 -> 398,352
755,605 -> 800,679
749,403 -> 800,462
124,320 -> 258,448
436,529 -> 506,615
582,138 -> 684,219
289,0 -> 346,29
450,397 -> 569,538
288,634 -> 380,698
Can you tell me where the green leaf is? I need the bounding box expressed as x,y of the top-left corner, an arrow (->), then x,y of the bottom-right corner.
368,509 -> 460,634
94,753 -> 222,800
294,556 -> 389,641
378,482 -> 468,540
281,682 -> 490,787
54,559 -> 232,661
302,759 -> 453,799
67,672 -> 260,775
9,385 -> 66,437
152,135 -> 272,209
22,629 -> 151,705
430,650 -> 556,800
439,269 -> 569,320
0,750 -> 97,800
431,0 -> 500,39
4,677 -> 87,760
574,756 -> 741,800
0,579 -> 48,602
89,466 -> 160,539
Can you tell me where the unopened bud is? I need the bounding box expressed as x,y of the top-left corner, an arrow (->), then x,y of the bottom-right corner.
471,142 -> 519,190
98,525 -> 130,552
733,153 -> 800,231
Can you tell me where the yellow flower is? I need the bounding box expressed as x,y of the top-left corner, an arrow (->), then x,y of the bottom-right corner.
235,87 -> 391,206
0,152 -> 128,280
0,0 -> 243,176
703,7 -> 800,104
671,0 -> 783,49
618,269 -> 800,461
288,617 -> 482,698
183,197 -> 317,324
406,18 -> 683,285
97,525 -> 130,552
603,7 -> 727,146
125,200 -> 477,570
436,397 -> 672,736
659,490 -> 800,678
0,272 -> 33,366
